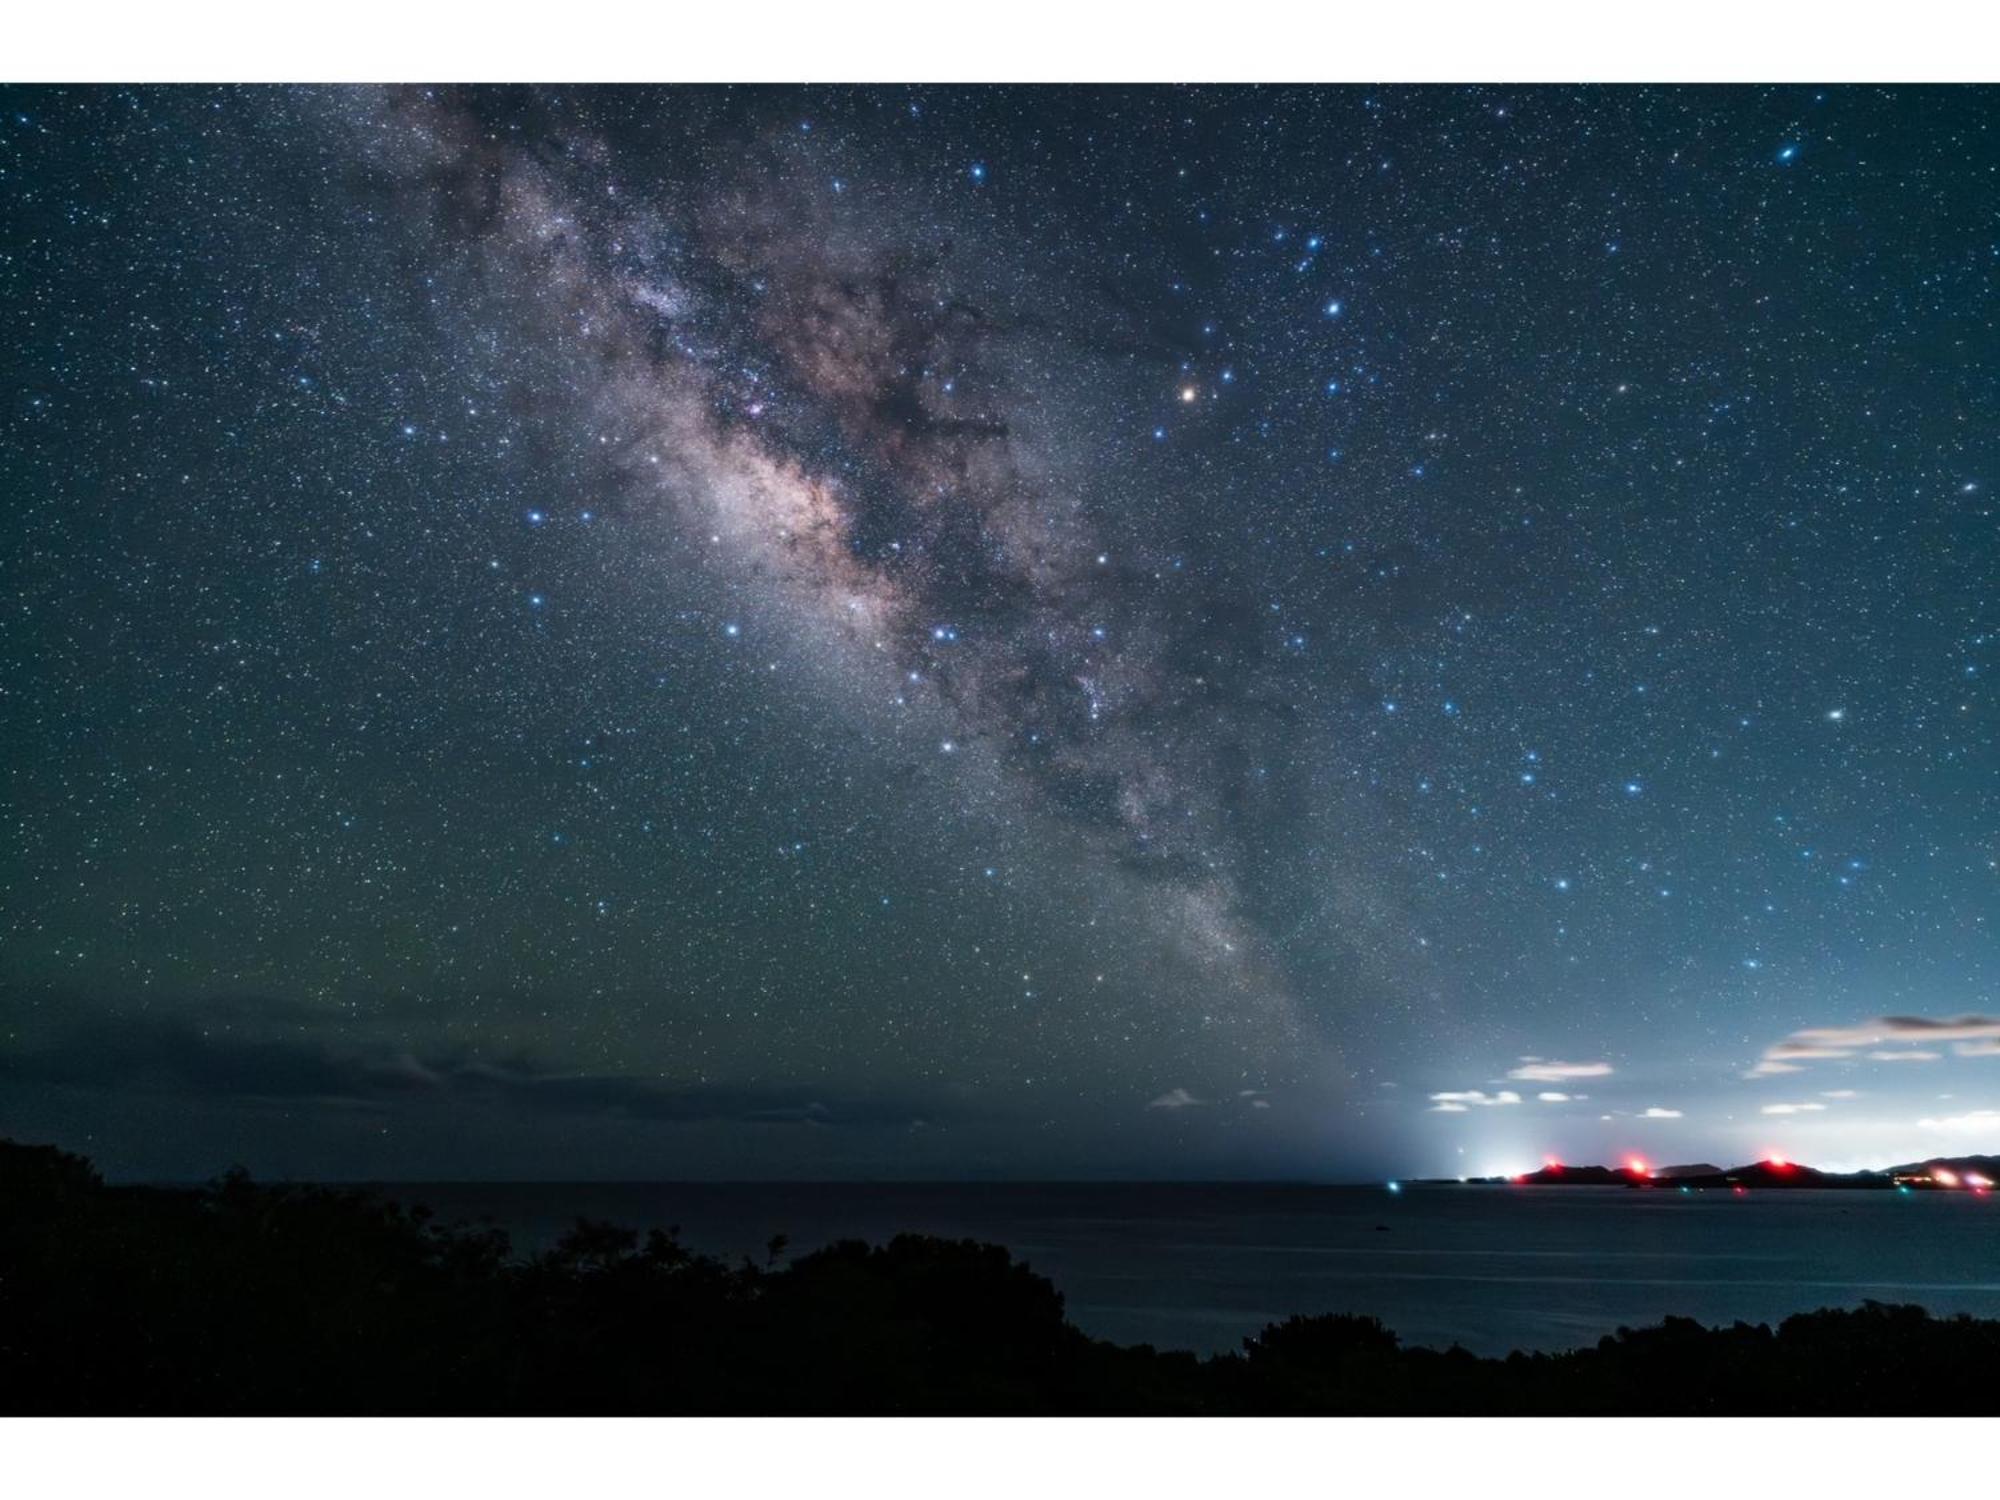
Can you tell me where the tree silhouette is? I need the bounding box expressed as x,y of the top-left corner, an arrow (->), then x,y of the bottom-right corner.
5,1135 -> 1999,1415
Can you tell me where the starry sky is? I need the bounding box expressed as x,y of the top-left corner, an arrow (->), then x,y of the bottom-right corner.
2,84 -> 1996,1181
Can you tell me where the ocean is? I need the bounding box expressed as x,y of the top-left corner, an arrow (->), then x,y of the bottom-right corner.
390,1181 -> 2000,1357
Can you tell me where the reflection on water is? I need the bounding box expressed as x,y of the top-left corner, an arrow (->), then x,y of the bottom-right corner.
392,1182 -> 2000,1355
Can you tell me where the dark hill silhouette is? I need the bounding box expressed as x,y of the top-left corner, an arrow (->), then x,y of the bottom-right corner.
1499,1157 -> 1987,1190
5,1137 -> 2000,1414
1511,1162 -> 1650,1186
1888,1155 -> 2000,1183
1665,1160 -> 1891,1190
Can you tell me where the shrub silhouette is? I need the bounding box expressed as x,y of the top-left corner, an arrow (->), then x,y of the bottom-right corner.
3,1137 -> 1996,1414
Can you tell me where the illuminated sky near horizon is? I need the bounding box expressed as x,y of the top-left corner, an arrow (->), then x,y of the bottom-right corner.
2,84 -> 1996,1179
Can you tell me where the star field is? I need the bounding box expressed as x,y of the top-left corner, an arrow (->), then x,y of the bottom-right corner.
2,85 -> 1996,1178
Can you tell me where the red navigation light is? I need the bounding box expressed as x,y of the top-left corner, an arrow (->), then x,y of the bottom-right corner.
1544,1155 -> 1563,1170
1625,1156 -> 1650,1177
1732,1184 -> 1748,1196
1766,1155 -> 1790,1170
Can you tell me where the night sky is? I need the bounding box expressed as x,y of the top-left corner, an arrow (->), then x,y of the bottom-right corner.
3,85 -> 1996,1181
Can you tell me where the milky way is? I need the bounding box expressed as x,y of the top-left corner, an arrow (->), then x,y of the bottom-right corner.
352,88 -> 1342,1061
3,85 -> 1996,1178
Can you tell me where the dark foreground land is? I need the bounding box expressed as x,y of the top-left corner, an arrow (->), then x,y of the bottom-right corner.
6,1139 -> 1999,1415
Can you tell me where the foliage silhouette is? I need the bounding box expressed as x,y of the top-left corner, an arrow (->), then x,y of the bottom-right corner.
5,1138 -> 1997,1414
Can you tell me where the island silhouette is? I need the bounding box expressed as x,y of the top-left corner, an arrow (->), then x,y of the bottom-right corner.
1449,1155 -> 2000,1191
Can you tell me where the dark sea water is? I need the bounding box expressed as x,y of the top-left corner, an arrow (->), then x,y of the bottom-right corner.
388,1181 -> 2000,1357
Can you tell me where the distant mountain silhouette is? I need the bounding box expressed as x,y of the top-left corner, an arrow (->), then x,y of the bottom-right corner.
1482,1155 -> 1995,1191
1510,1163 -> 1650,1186
1888,1155 -> 2000,1182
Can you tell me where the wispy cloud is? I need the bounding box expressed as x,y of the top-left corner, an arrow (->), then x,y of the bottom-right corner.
1640,1107 -> 1683,1119
1537,1091 -> 1572,1103
1761,1102 -> 1828,1116
1797,1017 -> 2000,1047
0,1009 -> 953,1128
1507,1060 -> 1613,1083
1752,1016 -> 2000,1076
1147,1087 -> 1202,1110
1429,1089 -> 1522,1112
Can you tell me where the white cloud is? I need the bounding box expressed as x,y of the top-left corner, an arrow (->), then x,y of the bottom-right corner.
1147,1088 -> 1201,1110
1641,1107 -> 1683,1119
1747,1060 -> 1804,1077
1429,1089 -> 1522,1112
1820,1089 -> 1859,1099
1869,1050 -> 1942,1063
1956,1040 -> 2000,1057
1537,1092 -> 1571,1103
1761,1102 -> 1828,1116
1508,1060 -> 1613,1083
